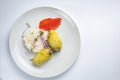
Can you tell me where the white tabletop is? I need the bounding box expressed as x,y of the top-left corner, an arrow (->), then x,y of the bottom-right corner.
0,0 -> 120,80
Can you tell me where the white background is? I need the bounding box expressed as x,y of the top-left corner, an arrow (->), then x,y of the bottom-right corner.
0,0 -> 120,80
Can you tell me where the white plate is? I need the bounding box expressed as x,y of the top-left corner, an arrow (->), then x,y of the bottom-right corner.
9,7 -> 80,78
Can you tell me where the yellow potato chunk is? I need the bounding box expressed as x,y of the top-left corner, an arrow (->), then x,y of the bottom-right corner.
33,48 -> 53,66
48,30 -> 62,52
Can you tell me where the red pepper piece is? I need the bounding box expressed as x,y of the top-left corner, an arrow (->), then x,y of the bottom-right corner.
39,18 -> 62,30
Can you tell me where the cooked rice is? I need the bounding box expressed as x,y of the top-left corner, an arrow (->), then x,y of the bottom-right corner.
23,28 -> 48,52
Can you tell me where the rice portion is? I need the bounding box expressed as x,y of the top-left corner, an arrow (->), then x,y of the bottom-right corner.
23,28 -> 48,52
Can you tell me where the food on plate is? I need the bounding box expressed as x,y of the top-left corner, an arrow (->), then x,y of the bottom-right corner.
48,30 -> 62,52
33,48 -> 53,66
22,17 -> 62,66
39,18 -> 61,30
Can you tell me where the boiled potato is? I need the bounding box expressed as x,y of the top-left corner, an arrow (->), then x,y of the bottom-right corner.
33,48 -> 53,66
48,30 -> 62,52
